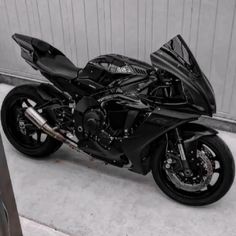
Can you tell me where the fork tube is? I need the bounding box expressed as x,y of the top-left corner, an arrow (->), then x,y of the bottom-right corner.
175,128 -> 192,176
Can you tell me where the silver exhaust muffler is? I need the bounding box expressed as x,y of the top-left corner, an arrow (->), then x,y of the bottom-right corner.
24,107 -> 78,150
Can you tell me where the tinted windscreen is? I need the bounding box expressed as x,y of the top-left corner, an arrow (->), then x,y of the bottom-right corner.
160,35 -> 201,77
150,35 -> 216,115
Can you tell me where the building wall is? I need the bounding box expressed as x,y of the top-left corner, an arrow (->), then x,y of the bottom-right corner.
0,0 -> 236,120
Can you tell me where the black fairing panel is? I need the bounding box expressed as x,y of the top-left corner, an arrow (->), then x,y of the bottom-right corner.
90,54 -> 152,72
150,35 -> 216,116
179,122 -> 218,169
114,54 -> 152,68
14,83 -> 68,102
181,122 -> 218,139
122,107 -> 200,174
12,34 -> 64,63
12,34 -> 34,52
81,54 -> 153,86
13,33 -> 79,80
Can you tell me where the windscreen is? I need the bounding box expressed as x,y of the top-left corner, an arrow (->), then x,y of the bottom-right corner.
150,35 -> 216,115
160,36 -> 202,77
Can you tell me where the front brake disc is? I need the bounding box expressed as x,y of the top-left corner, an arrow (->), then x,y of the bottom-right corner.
165,149 -> 213,192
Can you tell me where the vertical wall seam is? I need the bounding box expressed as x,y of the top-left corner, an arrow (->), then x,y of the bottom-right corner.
3,0 -> 11,33
103,0 -> 107,53
181,0 -> 186,36
109,0 -> 113,52
229,59 -> 236,113
137,0 -> 139,59
67,2 -> 73,60
14,0 -> 22,32
58,0 -> 66,52
83,0 -> 89,60
35,0 -> 43,38
47,0 -> 54,44
123,0 -> 126,54
189,0 -> 193,44
195,0 -> 202,56
151,0 -> 154,50
96,0 -> 101,55
165,0 -> 169,41
229,61 -> 236,113
3,0 -> 26,71
209,0 -> 220,80
221,0 -> 236,111
71,0 -> 78,65
25,0 -> 32,34
30,1 -> 37,35
227,0 -> 236,114
144,0 -> 147,60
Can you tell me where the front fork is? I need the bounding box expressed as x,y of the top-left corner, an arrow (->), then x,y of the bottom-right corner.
175,128 -> 192,177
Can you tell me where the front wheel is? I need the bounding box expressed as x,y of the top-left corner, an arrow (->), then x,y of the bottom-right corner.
152,135 -> 235,206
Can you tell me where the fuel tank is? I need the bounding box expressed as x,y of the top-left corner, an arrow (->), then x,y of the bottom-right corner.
79,54 -> 153,86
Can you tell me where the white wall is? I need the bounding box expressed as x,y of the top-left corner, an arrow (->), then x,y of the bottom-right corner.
0,0 -> 236,120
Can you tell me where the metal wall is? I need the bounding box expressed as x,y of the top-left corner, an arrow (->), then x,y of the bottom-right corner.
0,0 -> 236,120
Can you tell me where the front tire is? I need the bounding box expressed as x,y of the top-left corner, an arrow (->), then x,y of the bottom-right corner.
1,85 -> 63,158
152,135 -> 235,206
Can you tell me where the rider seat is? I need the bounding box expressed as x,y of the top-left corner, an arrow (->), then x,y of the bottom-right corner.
36,54 -> 79,80
13,33 -> 79,80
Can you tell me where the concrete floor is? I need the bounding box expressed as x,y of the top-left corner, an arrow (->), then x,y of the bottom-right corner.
20,217 -> 69,236
0,83 -> 236,236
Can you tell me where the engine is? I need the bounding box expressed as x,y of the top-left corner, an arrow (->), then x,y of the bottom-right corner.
74,96 -> 116,149
74,94 -> 144,150
83,108 -> 105,136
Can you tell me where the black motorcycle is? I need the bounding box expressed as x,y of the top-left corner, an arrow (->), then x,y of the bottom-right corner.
1,33 -> 235,205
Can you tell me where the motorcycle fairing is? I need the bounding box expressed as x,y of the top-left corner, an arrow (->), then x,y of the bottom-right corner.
12,33 -> 218,175
150,35 -> 216,116
12,34 -> 79,80
122,107 -> 200,174
88,54 -> 153,75
11,83 -> 68,102
78,54 -> 152,87
122,107 -> 218,174
180,122 -> 218,171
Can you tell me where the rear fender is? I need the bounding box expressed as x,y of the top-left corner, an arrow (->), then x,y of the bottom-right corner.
13,83 -> 68,102
34,83 -> 68,101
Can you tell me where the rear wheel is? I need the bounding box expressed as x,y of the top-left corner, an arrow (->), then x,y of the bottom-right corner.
1,85 -> 63,158
152,135 -> 235,206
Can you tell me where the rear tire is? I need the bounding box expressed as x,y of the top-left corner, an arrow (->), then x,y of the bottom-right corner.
1,85 -> 63,158
152,135 -> 235,206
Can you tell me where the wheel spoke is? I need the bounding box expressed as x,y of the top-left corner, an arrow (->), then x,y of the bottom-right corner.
22,135 -> 34,145
36,131 -> 42,143
22,99 -> 31,107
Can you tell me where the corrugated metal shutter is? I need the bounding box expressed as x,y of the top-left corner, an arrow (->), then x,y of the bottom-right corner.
0,0 -> 235,119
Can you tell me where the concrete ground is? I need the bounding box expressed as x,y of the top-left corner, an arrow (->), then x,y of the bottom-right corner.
0,83 -> 236,236
20,217 -> 69,236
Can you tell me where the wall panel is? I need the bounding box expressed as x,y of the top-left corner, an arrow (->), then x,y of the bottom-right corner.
0,0 -> 236,120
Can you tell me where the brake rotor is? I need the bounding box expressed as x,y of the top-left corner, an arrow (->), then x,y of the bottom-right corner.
164,146 -> 214,192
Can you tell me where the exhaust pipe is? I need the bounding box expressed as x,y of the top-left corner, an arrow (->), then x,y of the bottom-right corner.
24,107 -> 77,149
